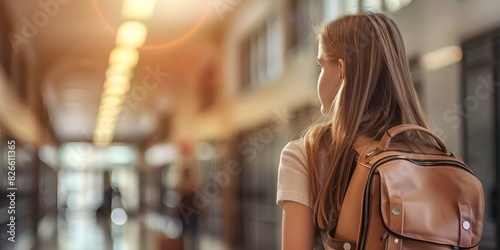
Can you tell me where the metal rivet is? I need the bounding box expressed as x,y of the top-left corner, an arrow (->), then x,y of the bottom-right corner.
343,242 -> 351,250
392,207 -> 401,215
463,221 -> 470,230
366,150 -> 375,157
394,239 -> 399,244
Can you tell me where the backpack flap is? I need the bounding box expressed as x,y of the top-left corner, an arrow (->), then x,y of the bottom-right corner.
377,160 -> 484,248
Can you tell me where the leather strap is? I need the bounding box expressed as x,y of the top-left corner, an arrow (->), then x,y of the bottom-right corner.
328,137 -> 379,249
389,197 -> 404,234
458,202 -> 473,246
386,197 -> 404,250
387,234 -> 403,250
378,124 -> 448,154
353,135 -> 375,155
327,238 -> 357,250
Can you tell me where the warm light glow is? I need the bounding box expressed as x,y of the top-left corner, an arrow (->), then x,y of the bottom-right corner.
94,140 -> 112,147
94,138 -> 113,148
95,117 -> 116,133
93,134 -> 113,147
100,94 -> 126,109
421,46 -> 463,71
116,21 -> 148,47
103,74 -> 131,96
97,105 -> 122,119
122,0 -> 157,19
95,127 -> 115,137
94,0 -> 153,147
106,64 -> 133,78
109,47 -> 139,68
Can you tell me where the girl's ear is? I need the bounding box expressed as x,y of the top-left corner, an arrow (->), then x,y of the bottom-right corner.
338,58 -> 346,80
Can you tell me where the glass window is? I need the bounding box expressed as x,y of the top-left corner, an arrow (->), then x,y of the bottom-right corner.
249,31 -> 260,85
323,0 -> 343,22
384,0 -> 412,13
58,170 -> 103,210
266,16 -> 283,81
240,16 -> 284,90
257,26 -> 268,84
287,0 -> 312,51
363,0 -> 383,12
345,0 -> 360,14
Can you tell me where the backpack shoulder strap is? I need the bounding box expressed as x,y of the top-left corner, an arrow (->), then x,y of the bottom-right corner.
327,136 -> 379,249
353,135 -> 378,162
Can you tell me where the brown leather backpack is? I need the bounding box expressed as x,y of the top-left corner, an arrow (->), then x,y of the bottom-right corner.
327,124 -> 485,250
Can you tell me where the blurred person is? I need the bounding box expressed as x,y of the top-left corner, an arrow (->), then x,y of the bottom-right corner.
277,13 -> 434,249
97,183 -> 121,218
162,142 -> 200,250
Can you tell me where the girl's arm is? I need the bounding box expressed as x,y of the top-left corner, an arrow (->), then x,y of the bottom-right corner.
281,200 -> 315,250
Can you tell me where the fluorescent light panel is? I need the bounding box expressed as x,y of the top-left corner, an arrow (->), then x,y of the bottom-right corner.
421,46 -> 462,71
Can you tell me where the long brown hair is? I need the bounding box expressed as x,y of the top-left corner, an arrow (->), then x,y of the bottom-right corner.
305,12 -> 431,230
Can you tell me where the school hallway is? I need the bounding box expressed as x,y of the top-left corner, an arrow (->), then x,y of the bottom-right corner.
0,0 -> 499,249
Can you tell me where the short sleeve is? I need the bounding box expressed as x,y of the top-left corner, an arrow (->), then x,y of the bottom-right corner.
276,140 -> 311,209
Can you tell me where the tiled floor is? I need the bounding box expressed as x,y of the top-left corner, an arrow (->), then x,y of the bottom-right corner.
30,210 -> 172,250
31,210 -> 228,250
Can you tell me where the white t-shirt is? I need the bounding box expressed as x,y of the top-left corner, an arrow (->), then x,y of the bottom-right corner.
276,139 -> 329,249
277,139 -> 311,208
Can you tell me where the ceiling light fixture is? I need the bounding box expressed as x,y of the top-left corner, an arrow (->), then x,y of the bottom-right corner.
116,21 -> 148,47
103,75 -> 131,96
94,0 -> 155,147
122,0 -> 157,19
108,47 -> 139,68
421,46 -> 462,71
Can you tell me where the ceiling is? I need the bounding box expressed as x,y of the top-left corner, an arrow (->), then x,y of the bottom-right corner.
2,0 -> 226,144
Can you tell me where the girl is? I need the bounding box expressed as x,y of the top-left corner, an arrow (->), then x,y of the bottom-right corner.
277,12 -> 432,249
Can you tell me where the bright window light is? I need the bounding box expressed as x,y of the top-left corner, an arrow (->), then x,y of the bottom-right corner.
145,143 -> 179,167
323,0 -> 343,21
364,0 -> 383,11
59,143 -> 93,169
104,146 -> 136,165
385,0 -> 412,13
345,0 -> 359,13
116,21 -> 148,47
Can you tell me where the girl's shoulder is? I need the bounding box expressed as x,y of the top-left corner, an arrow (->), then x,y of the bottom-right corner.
282,139 -> 306,160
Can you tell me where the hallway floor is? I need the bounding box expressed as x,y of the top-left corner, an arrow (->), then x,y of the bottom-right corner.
31,211 -> 228,250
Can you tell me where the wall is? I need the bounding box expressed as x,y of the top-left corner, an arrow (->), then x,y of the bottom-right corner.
393,0 -> 500,156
